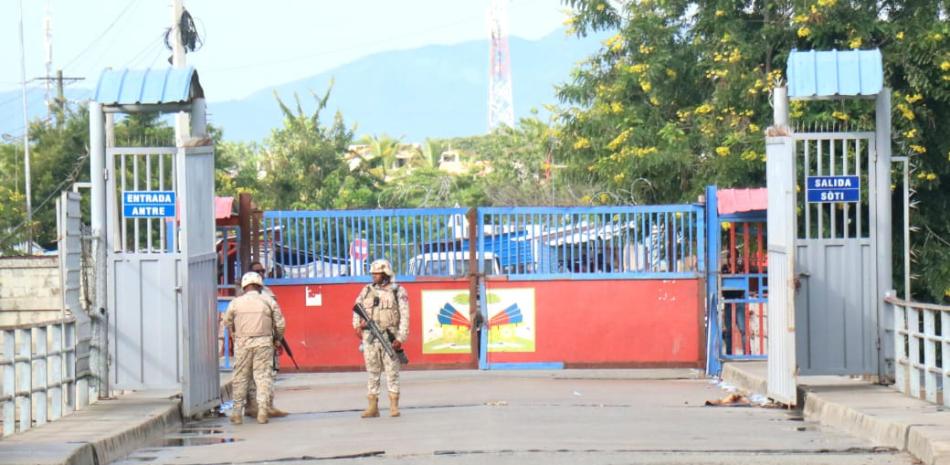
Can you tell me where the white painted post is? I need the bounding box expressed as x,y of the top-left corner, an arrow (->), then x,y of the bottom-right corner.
16,328 -> 32,432
909,305 -> 921,399
72,321 -> 88,410
89,101 -> 107,401
924,308 -> 937,402
942,310 -> 950,408
875,90 -> 894,378
890,291 -> 906,394
34,326 -> 47,426
62,321 -> 74,411
766,87 -> 798,406
49,323 -> 63,421
2,329 -> 15,436
190,98 -> 207,139
172,0 -> 190,146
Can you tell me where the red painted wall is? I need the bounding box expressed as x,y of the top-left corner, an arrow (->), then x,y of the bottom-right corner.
484,279 -> 704,367
268,278 -> 703,370
269,280 -> 475,371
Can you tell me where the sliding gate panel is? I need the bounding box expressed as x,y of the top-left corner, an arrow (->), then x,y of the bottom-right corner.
261,208 -> 477,371
477,206 -> 705,369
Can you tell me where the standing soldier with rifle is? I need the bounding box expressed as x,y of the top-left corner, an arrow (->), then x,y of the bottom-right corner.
224,272 -> 286,425
352,259 -> 409,418
243,261 -> 293,419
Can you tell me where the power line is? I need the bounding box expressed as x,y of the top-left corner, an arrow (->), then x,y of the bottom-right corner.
0,150 -> 89,249
123,32 -> 167,69
61,0 -> 143,71
0,85 -> 44,110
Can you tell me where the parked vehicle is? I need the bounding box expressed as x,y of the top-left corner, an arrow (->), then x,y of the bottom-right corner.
407,251 -> 502,277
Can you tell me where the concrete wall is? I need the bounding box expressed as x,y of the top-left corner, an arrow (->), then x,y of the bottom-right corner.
0,256 -> 63,326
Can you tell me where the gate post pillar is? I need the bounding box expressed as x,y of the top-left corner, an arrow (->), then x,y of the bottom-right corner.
766,86 -> 798,405
88,102 -> 109,399
875,89 -> 894,379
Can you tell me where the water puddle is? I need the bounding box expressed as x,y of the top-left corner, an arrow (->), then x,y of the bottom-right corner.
179,428 -> 225,435
161,436 -> 242,447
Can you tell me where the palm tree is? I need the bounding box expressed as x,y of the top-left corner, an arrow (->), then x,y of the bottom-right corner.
359,134 -> 402,182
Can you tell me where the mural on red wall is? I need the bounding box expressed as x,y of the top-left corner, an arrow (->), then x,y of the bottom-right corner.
421,288 -> 538,354
422,290 -> 472,354
486,288 -> 536,353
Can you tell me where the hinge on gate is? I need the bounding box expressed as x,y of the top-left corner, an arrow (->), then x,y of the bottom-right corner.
876,337 -> 881,350
103,169 -> 109,181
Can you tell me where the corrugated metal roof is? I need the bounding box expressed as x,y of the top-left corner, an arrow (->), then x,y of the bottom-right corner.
94,67 -> 203,105
787,49 -> 883,98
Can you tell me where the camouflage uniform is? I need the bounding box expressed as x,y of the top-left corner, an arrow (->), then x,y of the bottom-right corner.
245,285 -> 282,416
223,289 -> 286,422
352,283 -> 409,396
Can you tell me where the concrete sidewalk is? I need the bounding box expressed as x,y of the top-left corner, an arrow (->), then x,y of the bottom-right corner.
722,361 -> 950,465
0,378 -> 233,465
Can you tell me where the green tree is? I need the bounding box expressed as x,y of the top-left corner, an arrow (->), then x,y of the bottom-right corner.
358,134 -> 403,184
440,117 -> 599,206
0,110 -> 216,253
558,0 -> 949,301
5,108 -> 92,250
0,142 -> 27,254
257,88 -> 373,210
215,140 -> 264,199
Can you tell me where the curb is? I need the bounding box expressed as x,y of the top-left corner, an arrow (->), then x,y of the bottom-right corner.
722,362 -> 950,465
0,380 -> 232,465
720,363 -> 767,395
65,400 -> 183,465
801,388 -> 908,451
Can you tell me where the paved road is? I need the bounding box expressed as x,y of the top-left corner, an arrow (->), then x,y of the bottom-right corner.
116,370 -> 913,465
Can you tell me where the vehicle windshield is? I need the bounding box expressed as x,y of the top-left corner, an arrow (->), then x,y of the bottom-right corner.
408,254 -> 499,276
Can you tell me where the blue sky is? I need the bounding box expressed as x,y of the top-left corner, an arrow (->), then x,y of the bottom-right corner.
0,0 -> 568,102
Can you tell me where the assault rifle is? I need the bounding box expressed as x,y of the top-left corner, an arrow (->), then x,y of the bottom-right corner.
353,303 -> 409,364
277,337 -> 299,370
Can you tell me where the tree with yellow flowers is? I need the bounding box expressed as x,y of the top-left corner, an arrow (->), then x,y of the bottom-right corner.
556,0 -> 949,301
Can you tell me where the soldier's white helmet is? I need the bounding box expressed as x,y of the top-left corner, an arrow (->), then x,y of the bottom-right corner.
370,259 -> 394,277
241,271 -> 264,289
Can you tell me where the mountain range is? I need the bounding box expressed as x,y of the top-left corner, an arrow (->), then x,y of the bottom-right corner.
0,28 -> 605,143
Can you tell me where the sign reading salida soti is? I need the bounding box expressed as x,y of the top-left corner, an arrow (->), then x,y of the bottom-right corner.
806,176 -> 860,203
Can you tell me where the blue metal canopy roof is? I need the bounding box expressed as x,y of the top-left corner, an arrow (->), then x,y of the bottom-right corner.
94,67 -> 203,105
787,49 -> 883,99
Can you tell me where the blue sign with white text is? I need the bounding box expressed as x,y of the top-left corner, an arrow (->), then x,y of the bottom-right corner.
806,176 -> 860,203
123,191 -> 176,218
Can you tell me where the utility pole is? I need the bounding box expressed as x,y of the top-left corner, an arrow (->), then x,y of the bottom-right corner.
18,0 -> 33,253
44,0 -> 53,120
171,0 -> 188,146
31,72 -> 85,127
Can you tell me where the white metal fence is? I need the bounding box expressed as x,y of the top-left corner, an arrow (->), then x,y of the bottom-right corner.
889,294 -> 950,405
0,318 -> 95,437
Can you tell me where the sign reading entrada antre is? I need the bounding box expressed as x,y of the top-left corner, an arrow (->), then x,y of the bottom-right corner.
806,176 -> 860,203
123,191 -> 176,218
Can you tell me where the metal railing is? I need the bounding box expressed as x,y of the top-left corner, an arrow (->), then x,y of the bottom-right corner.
889,294 -> 950,406
478,205 -> 705,280
258,206 -> 706,283
1,318 -> 95,437
261,208 -> 470,283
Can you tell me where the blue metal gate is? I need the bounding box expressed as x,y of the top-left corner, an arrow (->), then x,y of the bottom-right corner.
705,186 -> 769,376
476,205 -> 706,370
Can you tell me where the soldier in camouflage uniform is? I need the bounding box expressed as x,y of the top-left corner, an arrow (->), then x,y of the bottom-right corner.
243,262 -> 289,419
224,272 -> 286,425
352,259 -> 409,418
